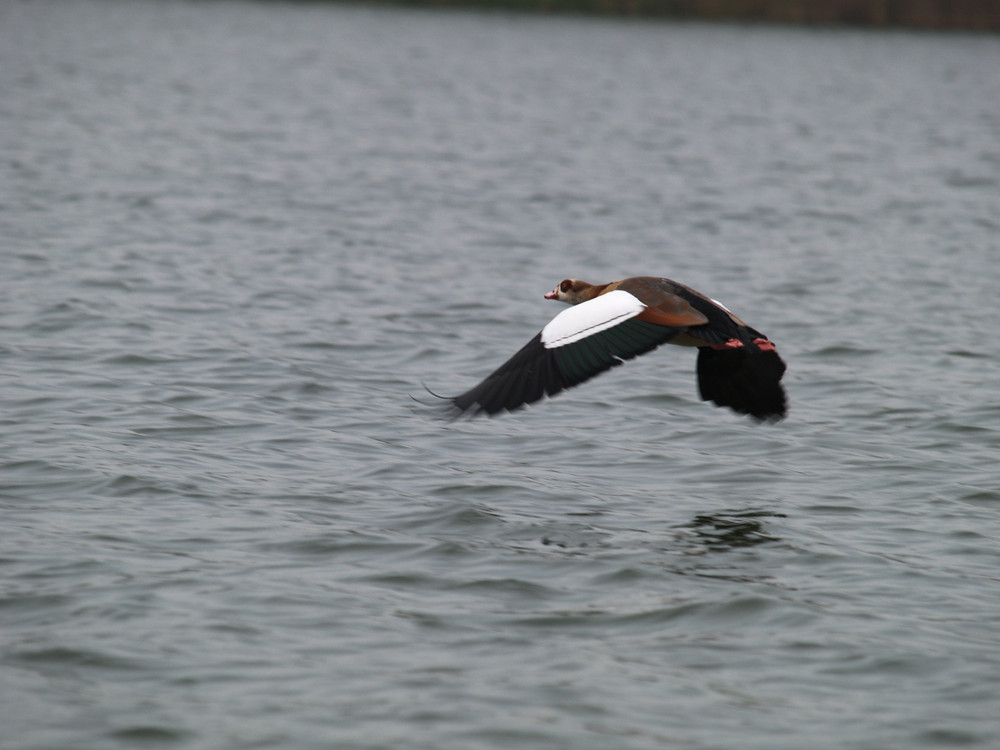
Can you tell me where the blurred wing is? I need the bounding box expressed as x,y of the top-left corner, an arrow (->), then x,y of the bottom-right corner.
697,345 -> 788,421
448,291 -> 690,416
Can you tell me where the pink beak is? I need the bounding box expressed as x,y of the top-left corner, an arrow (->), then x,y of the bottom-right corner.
544,289 -> 559,300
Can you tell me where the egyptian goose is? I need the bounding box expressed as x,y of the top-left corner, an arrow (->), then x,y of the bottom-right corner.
442,276 -> 787,422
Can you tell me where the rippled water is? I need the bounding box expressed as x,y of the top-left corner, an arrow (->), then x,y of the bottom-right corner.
3,2 -> 1000,748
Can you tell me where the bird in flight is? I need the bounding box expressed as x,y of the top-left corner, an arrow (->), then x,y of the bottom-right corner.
437,276 -> 787,422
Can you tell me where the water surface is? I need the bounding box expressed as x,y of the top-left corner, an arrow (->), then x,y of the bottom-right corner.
2,2 -> 1000,748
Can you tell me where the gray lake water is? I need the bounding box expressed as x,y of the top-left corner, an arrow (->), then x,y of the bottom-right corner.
3,1 -> 1000,748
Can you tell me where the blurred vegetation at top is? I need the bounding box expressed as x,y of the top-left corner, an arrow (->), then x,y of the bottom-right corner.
330,0 -> 1000,30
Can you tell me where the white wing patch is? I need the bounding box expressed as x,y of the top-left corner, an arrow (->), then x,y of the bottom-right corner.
710,297 -> 733,314
540,290 -> 646,350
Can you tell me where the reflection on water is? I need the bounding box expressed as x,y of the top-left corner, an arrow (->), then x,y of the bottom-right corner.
680,509 -> 786,552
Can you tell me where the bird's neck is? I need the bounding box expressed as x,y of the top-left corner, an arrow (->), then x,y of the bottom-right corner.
570,282 -> 610,305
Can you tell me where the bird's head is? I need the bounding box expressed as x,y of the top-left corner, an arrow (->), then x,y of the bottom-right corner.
544,279 -> 597,305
